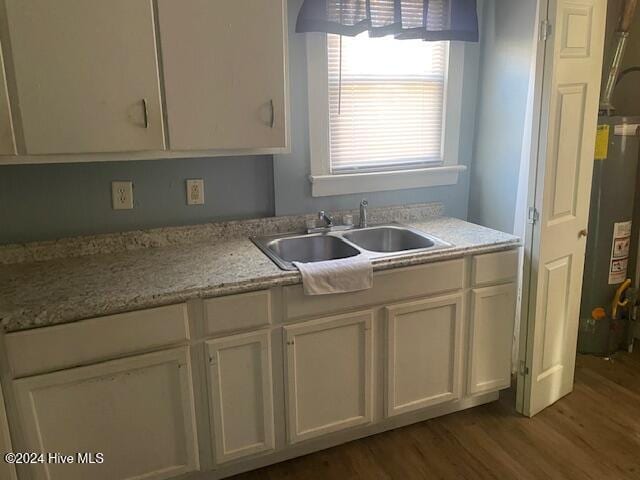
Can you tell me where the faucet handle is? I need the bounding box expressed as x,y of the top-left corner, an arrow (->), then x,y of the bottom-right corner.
360,199 -> 368,207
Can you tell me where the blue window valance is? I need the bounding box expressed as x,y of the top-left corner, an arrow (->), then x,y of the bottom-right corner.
296,0 -> 479,42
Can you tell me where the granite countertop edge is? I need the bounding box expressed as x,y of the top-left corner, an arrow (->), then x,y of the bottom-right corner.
1,231 -> 521,334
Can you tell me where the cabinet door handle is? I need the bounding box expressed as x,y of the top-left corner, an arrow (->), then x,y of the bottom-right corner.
269,99 -> 275,129
142,98 -> 149,129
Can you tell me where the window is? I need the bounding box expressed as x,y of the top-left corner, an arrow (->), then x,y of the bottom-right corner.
328,33 -> 446,173
307,33 -> 466,197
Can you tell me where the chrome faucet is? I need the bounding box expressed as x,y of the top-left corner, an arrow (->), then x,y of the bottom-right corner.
318,210 -> 333,228
359,200 -> 368,228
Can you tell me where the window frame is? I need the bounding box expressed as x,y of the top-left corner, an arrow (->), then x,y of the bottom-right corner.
306,33 -> 467,197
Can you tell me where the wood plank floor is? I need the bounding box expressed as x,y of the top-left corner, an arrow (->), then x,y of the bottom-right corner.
233,346 -> 640,480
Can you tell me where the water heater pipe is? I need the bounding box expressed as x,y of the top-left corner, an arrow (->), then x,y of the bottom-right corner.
600,0 -> 638,114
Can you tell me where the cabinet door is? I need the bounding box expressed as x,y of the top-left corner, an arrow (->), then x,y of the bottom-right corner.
206,330 -> 275,464
284,311 -> 373,443
0,385 -> 17,480
157,0 -> 288,151
469,283 -> 517,395
13,348 -> 198,480
5,0 -> 164,154
385,294 -> 463,417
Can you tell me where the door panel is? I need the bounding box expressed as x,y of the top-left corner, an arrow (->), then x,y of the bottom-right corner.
385,294 -> 463,417
5,0 -> 164,154
157,0 -> 288,151
284,311 -> 373,443
13,348 -> 198,480
521,0 -> 606,417
548,85 -> 586,222
206,330 -> 275,464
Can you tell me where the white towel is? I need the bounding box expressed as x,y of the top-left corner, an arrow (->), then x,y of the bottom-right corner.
293,254 -> 373,295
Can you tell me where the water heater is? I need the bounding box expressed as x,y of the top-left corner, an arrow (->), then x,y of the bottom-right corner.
578,116 -> 640,355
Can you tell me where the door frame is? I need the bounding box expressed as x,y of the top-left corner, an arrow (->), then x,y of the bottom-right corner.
515,0 -> 549,415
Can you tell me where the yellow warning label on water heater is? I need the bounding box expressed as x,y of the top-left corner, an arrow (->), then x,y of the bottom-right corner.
594,124 -> 610,160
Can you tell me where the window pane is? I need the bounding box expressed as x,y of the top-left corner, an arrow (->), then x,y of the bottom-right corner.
327,33 -> 447,173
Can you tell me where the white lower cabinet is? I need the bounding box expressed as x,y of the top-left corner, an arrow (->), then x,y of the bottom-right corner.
468,283 -> 517,394
0,384 -> 17,480
13,347 -> 199,480
206,330 -> 275,464
385,294 -> 464,417
284,311 -> 374,443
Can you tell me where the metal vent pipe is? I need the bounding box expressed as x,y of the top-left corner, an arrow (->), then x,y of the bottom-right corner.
600,0 -> 638,115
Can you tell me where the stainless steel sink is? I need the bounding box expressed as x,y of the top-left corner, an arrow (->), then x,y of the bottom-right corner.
343,225 -> 435,253
254,234 -> 360,270
252,223 -> 452,271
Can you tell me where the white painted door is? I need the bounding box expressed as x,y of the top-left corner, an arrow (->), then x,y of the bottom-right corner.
0,384 -> 17,480
206,330 -> 275,464
469,284 -> 517,395
13,348 -> 199,480
385,294 -> 463,417
0,42 -> 15,155
157,0 -> 288,151
519,0 -> 607,417
5,0 -> 164,154
284,311 -> 373,443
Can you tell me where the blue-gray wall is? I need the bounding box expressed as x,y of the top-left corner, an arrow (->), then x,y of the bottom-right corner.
274,0 -> 481,219
0,156 -> 274,244
1,0 -> 492,245
467,0 -> 536,234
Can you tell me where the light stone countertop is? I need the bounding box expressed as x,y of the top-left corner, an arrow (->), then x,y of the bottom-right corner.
0,216 -> 519,333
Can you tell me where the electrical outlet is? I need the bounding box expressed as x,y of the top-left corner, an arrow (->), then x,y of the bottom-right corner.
111,181 -> 134,210
186,179 -> 205,205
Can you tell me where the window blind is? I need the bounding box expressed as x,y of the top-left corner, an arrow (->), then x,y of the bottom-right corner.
327,33 -> 448,173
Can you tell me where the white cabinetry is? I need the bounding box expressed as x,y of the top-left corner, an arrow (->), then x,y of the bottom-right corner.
385,294 -> 463,417
13,348 -> 198,480
5,0 -> 164,154
468,283 -> 517,394
284,311 -> 374,443
0,384 -> 17,480
157,0 -> 288,151
206,330 -> 275,464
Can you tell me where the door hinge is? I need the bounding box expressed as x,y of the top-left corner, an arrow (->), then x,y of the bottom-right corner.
540,20 -> 552,41
519,360 -> 530,376
528,207 -> 540,225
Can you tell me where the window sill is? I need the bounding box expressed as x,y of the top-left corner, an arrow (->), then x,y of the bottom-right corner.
309,165 -> 466,197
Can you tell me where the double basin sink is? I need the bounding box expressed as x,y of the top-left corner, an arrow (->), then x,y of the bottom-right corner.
252,224 -> 452,271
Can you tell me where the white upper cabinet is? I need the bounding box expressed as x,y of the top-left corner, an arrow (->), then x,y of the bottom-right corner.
4,0 -> 165,154
157,0 -> 288,151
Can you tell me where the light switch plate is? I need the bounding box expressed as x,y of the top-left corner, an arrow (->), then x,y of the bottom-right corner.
111,181 -> 133,210
186,179 -> 205,205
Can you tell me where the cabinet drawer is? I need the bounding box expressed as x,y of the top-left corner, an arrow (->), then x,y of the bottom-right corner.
6,304 -> 190,378
472,249 -> 519,287
285,259 -> 464,321
204,290 -> 272,336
